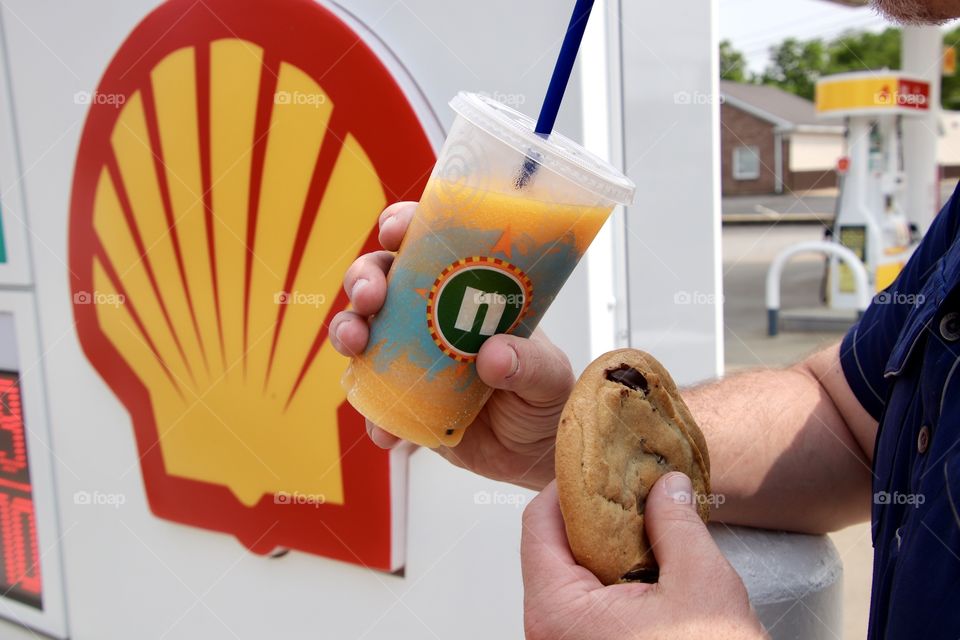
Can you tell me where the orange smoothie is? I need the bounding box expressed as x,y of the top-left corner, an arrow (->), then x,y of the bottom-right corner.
344,178 -> 612,448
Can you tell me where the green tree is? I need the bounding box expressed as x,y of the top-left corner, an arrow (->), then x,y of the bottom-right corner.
720,39 -> 749,82
760,37 -> 829,100
826,27 -> 901,74
943,25 -> 960,110
725,28 -> 960,108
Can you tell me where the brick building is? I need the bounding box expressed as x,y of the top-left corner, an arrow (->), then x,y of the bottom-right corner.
939,110 -> 960,179
720,81 -> 844,196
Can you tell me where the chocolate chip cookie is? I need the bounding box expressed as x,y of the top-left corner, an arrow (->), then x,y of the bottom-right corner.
555,349 -> 711,585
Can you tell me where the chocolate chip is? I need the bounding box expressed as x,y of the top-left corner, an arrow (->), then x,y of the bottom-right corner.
636,494 -> 646,515
605,364 -> 648,392
445,429 -> 455,436
621,565 -> 659,583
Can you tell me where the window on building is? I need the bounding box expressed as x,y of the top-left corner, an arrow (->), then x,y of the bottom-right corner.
733,145 -> 761,180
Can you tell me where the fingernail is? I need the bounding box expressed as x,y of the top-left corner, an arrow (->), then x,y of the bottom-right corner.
351,278 -> 369,299
504,345 -> 520,379
335,320 -> 347,346
370,427 -> 396,450
381,215 -> 397,232
663,473 -> 693,505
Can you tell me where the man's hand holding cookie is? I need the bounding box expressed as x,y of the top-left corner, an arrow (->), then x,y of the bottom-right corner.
338,202 -> 767,638
522,478 -> 766,640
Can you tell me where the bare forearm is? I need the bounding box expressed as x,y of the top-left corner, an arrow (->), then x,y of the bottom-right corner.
683,344 -> 874,534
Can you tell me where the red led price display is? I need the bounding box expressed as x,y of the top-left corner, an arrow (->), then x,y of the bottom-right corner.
0,372 -> 41,609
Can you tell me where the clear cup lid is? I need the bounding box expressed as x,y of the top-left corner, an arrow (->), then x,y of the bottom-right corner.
450,91 -> 636,205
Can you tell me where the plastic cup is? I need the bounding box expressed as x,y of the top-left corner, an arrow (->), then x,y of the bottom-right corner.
343,92 -> 635,448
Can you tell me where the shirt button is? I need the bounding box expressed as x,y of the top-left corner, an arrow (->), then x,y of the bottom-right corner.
917,425 -> 930,454
940,312 -> 960,342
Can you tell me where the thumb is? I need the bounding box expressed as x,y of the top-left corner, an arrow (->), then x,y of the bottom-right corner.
475,331 -> 574,405
644,472 -> 728,587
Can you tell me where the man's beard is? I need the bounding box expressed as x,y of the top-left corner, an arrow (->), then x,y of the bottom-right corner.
872,0 -> 959,24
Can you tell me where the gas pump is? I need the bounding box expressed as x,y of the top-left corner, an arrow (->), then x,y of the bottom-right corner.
815,71 -> 931,308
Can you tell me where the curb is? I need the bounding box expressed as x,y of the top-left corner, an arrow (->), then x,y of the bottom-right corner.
722,212 -> 835,225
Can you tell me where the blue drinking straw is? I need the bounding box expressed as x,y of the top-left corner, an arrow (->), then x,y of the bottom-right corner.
517,0 -> 596,188
536,0 -> 595,135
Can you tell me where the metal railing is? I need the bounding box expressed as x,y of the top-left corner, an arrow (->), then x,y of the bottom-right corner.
765,241 -> 870,336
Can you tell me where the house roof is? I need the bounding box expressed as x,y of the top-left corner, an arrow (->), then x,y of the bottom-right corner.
720,81 -> 841,133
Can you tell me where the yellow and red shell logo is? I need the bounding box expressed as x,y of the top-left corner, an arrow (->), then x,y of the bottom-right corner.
68,0 -> 435,569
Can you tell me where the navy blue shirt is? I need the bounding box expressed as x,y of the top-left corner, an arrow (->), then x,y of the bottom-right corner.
840,182 -> 960,639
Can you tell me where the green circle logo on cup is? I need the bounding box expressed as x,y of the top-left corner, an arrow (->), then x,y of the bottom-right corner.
427,257 -> 533,362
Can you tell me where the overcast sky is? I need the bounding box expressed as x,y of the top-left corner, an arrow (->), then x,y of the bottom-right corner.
720,0 -> 960,73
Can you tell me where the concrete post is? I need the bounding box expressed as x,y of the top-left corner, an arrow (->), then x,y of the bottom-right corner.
613,0 -> 724,384
713,525 -> 844,639
901,25 -> 942,232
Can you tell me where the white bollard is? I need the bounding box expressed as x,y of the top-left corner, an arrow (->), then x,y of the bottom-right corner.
766,241 -> 871,336
713,525 -> 843,639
